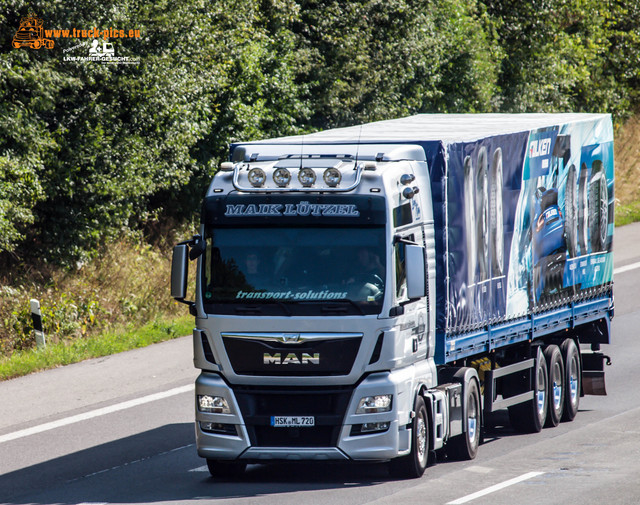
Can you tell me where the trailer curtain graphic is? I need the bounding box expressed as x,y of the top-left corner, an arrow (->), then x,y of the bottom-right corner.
423,116 -> 614,334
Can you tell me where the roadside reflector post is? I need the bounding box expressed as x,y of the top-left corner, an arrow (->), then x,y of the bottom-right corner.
30,299 -> 46,350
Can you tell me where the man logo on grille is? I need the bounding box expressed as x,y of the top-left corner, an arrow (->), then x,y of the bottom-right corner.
263,353 -> 320,365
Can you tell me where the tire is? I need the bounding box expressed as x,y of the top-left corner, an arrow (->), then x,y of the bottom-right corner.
476,147 -> 490,281
543,345 -> 565,427
578,165 -> 589,255
390,395 -> 429,479
561,338 -> 581,422
564,165 -> 578,258
464,156 -> 476,284
490,148 -> 504,276
508,347 -> 548,433
206,459 -> 247,480
589,170 -> 608,253
447,378 -> 481,460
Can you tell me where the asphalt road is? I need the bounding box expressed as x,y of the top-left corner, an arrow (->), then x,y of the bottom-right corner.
1,222 -> 640,505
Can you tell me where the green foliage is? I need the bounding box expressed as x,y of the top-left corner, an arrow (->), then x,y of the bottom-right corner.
2,0 -> 638,266
294,0 -> 500,129
481,0 -> 640,123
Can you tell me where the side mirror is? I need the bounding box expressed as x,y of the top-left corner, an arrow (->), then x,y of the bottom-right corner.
189,236 -> 206,260
171,244 -> 189,300
405,244 -> 426,300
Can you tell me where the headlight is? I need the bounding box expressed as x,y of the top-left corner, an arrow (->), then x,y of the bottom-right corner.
356,394 -> 392,414
273,167 -> 291,187
198,395 -> 231,414
323,168 -> 342,187
298,167 -> 316,187
248,168 -> 266,187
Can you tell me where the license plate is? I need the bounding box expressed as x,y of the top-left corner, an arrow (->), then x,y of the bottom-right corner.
270,416 -> 315,428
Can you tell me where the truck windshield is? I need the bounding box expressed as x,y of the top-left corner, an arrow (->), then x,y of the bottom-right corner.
202,227 -> 386,316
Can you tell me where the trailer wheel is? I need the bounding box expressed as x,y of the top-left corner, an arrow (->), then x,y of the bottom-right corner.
544,345 -> 565,427
206,459 -> 247,480
447,378 -> 481,460
508,347 -> 548,433
390,395 -> 429,479
561,338 -> 581,422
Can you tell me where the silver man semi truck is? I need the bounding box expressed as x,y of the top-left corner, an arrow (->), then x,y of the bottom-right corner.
171,114 -> 614,478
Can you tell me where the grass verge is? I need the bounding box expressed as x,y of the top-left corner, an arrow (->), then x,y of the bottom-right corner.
0,315 -> 193,381
615,200 -> 640,227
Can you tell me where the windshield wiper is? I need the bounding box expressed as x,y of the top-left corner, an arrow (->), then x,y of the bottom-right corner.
320,299 -> 365,316
234,305 -> 263,314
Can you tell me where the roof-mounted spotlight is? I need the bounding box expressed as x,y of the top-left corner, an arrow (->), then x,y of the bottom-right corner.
248,167 -> 266,187
298,168 -> 316,187
273,168 -> 292,187
323,168 -> 342,187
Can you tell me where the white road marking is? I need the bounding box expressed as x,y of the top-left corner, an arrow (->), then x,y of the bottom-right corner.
447,471 -> 545,504
0,384 -> 193,444
614,261 -> 640,275
189,465 -> 209,472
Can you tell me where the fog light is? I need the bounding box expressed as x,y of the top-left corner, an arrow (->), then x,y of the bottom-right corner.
323,168 -> 341,187
200,421 -> 237,436
298,168 -> 316,187
198,395 -> 231,414
361,421 -> 390,433
248,168 -> 266,187
356,394 -> 392,414
350,422 -> 390,436
273,168 -> 291,187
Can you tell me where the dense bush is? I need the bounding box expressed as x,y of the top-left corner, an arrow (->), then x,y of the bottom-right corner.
2,0 -> 638,266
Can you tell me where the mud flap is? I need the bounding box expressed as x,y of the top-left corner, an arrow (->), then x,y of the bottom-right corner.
581,352 -> 611,396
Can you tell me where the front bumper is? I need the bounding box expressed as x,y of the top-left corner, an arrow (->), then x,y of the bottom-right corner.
194,366 -> 426,462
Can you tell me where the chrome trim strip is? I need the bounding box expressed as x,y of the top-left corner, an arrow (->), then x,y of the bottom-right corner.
221,332 -> 362,344
240,447 -> 349,461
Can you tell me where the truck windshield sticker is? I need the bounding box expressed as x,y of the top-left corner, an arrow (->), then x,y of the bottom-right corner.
237,289 -> 348,300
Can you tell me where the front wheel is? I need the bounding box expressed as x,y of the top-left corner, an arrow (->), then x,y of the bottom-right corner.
390,395 -> 429,479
